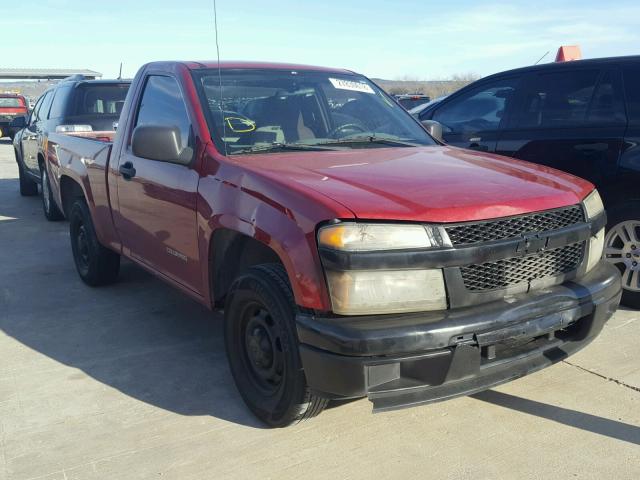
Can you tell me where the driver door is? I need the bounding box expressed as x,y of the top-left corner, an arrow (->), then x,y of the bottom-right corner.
428,76 -> 522,153
21,92 -> 49,173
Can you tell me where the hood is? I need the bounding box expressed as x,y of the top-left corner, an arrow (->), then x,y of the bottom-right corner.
233,146 -> 594,223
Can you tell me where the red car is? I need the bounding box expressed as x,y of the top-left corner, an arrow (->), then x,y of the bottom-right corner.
44,61 -> 621,427
0,93 -> 28,139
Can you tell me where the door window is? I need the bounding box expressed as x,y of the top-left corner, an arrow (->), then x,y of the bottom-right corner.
133,75 -> 191,153
37,91 -> 54,122
432,78 -> 519,134
48,85 -> 73,119
28,95 -> 45,125
623,68 -> 640,125
586,71 -> 626,124
514,69 -> 600,128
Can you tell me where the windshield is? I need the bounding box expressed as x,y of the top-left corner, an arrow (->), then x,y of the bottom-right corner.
0,97 -> 24,108
193,69 -> 436,155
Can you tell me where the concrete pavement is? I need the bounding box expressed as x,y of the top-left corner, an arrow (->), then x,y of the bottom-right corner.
0,139 -> 638,480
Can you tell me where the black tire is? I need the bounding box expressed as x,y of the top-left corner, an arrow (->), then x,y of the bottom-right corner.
18,158 -> 38,196
224,263 -> 328,427
69,199 -> 120,286
41,166 -> 64,221
604,202 -> 640,309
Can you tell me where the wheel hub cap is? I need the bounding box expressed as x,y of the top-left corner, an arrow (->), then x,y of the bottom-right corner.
605,220 -> 640,292
243,308 -> 283,390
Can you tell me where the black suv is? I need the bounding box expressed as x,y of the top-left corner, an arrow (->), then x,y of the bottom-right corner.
11,76 -> 130,218
417,56 -> 640,308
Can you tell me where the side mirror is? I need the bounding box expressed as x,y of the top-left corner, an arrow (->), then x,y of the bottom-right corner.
9,115 -> 27,129
421,120 -> 444,143
132,125 -> 193,165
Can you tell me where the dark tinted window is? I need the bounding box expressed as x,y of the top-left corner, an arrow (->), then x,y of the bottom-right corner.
623,68 -> 640,124
432,78 -> 519,133
71,83 -> 129,116
586,71 -> 626,124
514,69 -> 599,128
49,85 -> 73,119
134,75 -> 191,152
37,91 -> 54,121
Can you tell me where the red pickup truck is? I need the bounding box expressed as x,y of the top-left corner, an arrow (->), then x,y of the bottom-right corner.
0,93 -> 28,139
45,61 -> 621,427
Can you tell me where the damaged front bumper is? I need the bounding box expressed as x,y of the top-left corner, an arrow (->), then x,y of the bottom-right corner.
296,261 -> 621,412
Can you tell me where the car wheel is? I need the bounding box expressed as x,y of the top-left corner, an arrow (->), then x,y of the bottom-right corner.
41,166 -> 64,221
69,199 -> 120,286
604,202 -> 640,309
224,263 -> 328,427
18,159 -> 38,196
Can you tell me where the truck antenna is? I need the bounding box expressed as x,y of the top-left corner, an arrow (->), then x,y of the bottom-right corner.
118,62 -> 123,80
534,51 -> 550,65
213,0 -> 228,155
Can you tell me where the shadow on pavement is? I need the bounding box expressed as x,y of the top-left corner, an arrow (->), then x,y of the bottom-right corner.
0,168 -> 266,429
473,390 -> 640,445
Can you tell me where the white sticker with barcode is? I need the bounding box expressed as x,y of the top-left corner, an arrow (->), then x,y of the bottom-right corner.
329,78 -> 375,94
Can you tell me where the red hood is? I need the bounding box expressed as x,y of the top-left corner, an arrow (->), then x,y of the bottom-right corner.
233,146 -> 593,223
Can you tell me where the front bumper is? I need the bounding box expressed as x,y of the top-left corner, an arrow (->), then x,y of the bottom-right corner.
297,261 -> 621,412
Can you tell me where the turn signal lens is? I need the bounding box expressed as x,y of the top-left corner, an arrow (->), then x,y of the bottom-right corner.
583,189 -> 604,220
586,228 -> 605,273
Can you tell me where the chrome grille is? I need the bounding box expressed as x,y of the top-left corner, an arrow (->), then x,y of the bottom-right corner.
460,242 -> 585,291
445,205 -> 585,245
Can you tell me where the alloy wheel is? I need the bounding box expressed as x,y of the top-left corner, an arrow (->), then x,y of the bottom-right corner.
605,220 -> 640,292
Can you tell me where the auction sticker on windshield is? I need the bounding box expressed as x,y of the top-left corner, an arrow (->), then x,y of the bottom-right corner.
329,78 -> 375,94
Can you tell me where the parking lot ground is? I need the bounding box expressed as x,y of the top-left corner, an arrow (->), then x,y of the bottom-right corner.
0,139 -> 639,480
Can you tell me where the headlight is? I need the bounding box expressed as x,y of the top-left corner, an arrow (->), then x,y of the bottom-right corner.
586,228 -> 605,273
325,269 -> 447,315
583,189 -> 604,220
318,223 -> 451,251
318,223 -> 449,315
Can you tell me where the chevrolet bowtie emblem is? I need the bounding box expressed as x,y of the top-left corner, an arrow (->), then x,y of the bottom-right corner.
517,233 -> 548,256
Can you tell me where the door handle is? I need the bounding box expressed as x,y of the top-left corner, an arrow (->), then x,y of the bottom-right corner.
469,143 -> 489,152
119,161 -> 136,180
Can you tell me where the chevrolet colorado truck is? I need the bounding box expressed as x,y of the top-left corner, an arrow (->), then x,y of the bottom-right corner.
44,61 -> 621,427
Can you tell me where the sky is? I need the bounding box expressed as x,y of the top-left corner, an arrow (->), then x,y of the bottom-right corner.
2,0 -> 639,80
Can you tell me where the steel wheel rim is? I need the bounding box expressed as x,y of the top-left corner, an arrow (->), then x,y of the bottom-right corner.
42,169 -> 50,212
77,224 -> 91,268
241,304 -> 284,394
604,220 -> 640,292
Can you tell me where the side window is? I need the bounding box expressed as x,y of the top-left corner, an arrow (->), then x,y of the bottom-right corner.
514,69 -> 599,128
586,71 -> 626,124
623,68 -> 640,124
432,78 -> 519,134
29,95 -> 45,125
133,75 -> 191,153
37,91 -> 54,122
49,86 -> 72,119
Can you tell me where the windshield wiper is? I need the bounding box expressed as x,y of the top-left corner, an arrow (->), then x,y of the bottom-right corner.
233,142 -> 340,154
316,136 -> 421,148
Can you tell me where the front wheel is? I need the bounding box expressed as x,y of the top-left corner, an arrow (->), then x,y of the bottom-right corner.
41,166 -> 64,221
69,199 -> 120,286
224,264 -> 328,427
604,203 -> 640,309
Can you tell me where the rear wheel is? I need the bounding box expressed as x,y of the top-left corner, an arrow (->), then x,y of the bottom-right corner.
41,166 -> 64,221
604,202 -> 640,309
69,199 -> 120,286
224,263 -> 328,427
18,160 -> 38,196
